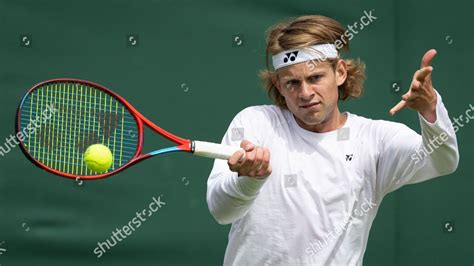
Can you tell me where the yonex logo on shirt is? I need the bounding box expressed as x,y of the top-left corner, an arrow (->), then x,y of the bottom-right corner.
346,154 -> 354,161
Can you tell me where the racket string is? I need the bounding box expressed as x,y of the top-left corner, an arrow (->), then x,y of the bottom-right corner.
19,82 -> 139,176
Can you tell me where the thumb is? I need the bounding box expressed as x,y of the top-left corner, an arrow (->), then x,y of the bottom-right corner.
389,100 -> 408,115
240,139 -> 255,152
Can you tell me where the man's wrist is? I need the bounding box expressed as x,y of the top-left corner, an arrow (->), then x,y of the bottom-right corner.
237,175 -> 268,197
419,92 -> 438,123
420,108 -> 437,123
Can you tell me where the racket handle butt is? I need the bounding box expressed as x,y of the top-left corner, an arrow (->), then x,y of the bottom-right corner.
192,140 -> 245,160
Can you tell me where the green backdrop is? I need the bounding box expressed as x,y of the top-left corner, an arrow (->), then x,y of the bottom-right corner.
0,0 -> 472,265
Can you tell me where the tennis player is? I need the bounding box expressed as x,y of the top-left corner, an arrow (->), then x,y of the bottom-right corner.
206,15 -> 459,265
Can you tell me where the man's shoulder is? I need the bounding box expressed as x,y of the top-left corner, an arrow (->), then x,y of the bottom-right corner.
235,104 -> 285,122
238,104 -> 282,114
349,112 -> 412,136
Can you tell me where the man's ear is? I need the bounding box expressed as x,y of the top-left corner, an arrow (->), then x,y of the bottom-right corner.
272,73 -> 282,93
335,59 -> 347,86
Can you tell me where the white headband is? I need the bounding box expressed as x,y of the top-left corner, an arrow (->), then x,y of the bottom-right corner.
271,44 -> 338,70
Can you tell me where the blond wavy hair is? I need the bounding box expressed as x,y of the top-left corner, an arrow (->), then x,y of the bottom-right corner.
260,15 -> 366,108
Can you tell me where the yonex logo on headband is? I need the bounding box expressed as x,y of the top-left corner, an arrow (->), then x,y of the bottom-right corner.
272,44 -> 338,70
283,51 -> 299,63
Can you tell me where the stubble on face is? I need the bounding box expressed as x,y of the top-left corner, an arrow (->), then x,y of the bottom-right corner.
276,60 -> 346,133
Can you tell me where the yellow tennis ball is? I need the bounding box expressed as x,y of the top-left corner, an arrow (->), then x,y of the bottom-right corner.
84,144 -> 113,173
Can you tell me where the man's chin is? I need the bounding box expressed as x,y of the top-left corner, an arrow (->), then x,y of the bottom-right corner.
296,114 -> 326,127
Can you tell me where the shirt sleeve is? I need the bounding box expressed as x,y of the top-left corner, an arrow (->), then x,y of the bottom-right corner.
206,107 -> 269,225
375,90 -> 459,197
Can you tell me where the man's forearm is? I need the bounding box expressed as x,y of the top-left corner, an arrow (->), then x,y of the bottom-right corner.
417,91 -> 459,176
207,172 -> 267,225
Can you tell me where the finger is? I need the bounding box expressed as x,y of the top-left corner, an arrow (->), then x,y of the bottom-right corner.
257,149 -> 271,175
410,80 -> 422,91
239,149 -> 255,170
420,49 -> 437,68
389,100 -> 408,115
258,165 -> 272,178
266,165 -> 272,176
401,89 -> 413,101
228,150 -> 245,167
250,147 -> 264,170
415,66 -> 433,83
240,139 -> 255,152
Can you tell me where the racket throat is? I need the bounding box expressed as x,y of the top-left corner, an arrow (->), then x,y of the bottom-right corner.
178,142 -> 192,152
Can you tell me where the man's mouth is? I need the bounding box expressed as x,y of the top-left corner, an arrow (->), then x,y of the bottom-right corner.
300,102 -> 321,109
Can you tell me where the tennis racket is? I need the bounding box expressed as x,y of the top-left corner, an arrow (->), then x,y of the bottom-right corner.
16,78 -> 244,180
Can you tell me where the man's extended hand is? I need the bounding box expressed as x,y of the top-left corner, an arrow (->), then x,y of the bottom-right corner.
228,140 -> 272,179
389,49 -> 438,122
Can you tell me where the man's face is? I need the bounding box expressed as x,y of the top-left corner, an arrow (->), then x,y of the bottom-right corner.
275,60 -> 347,131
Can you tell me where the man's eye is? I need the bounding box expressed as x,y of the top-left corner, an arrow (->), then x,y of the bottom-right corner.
286,80 -> 300,86
285,80 -> 300,90
308,75 -> 322,83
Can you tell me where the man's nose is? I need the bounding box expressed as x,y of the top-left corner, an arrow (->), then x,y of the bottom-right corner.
299,80 -> 314,100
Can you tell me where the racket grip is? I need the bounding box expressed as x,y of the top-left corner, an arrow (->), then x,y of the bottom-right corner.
193,141 -> 246,160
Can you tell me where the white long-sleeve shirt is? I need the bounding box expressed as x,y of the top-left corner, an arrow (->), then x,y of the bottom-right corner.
206,90 -> 458,266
